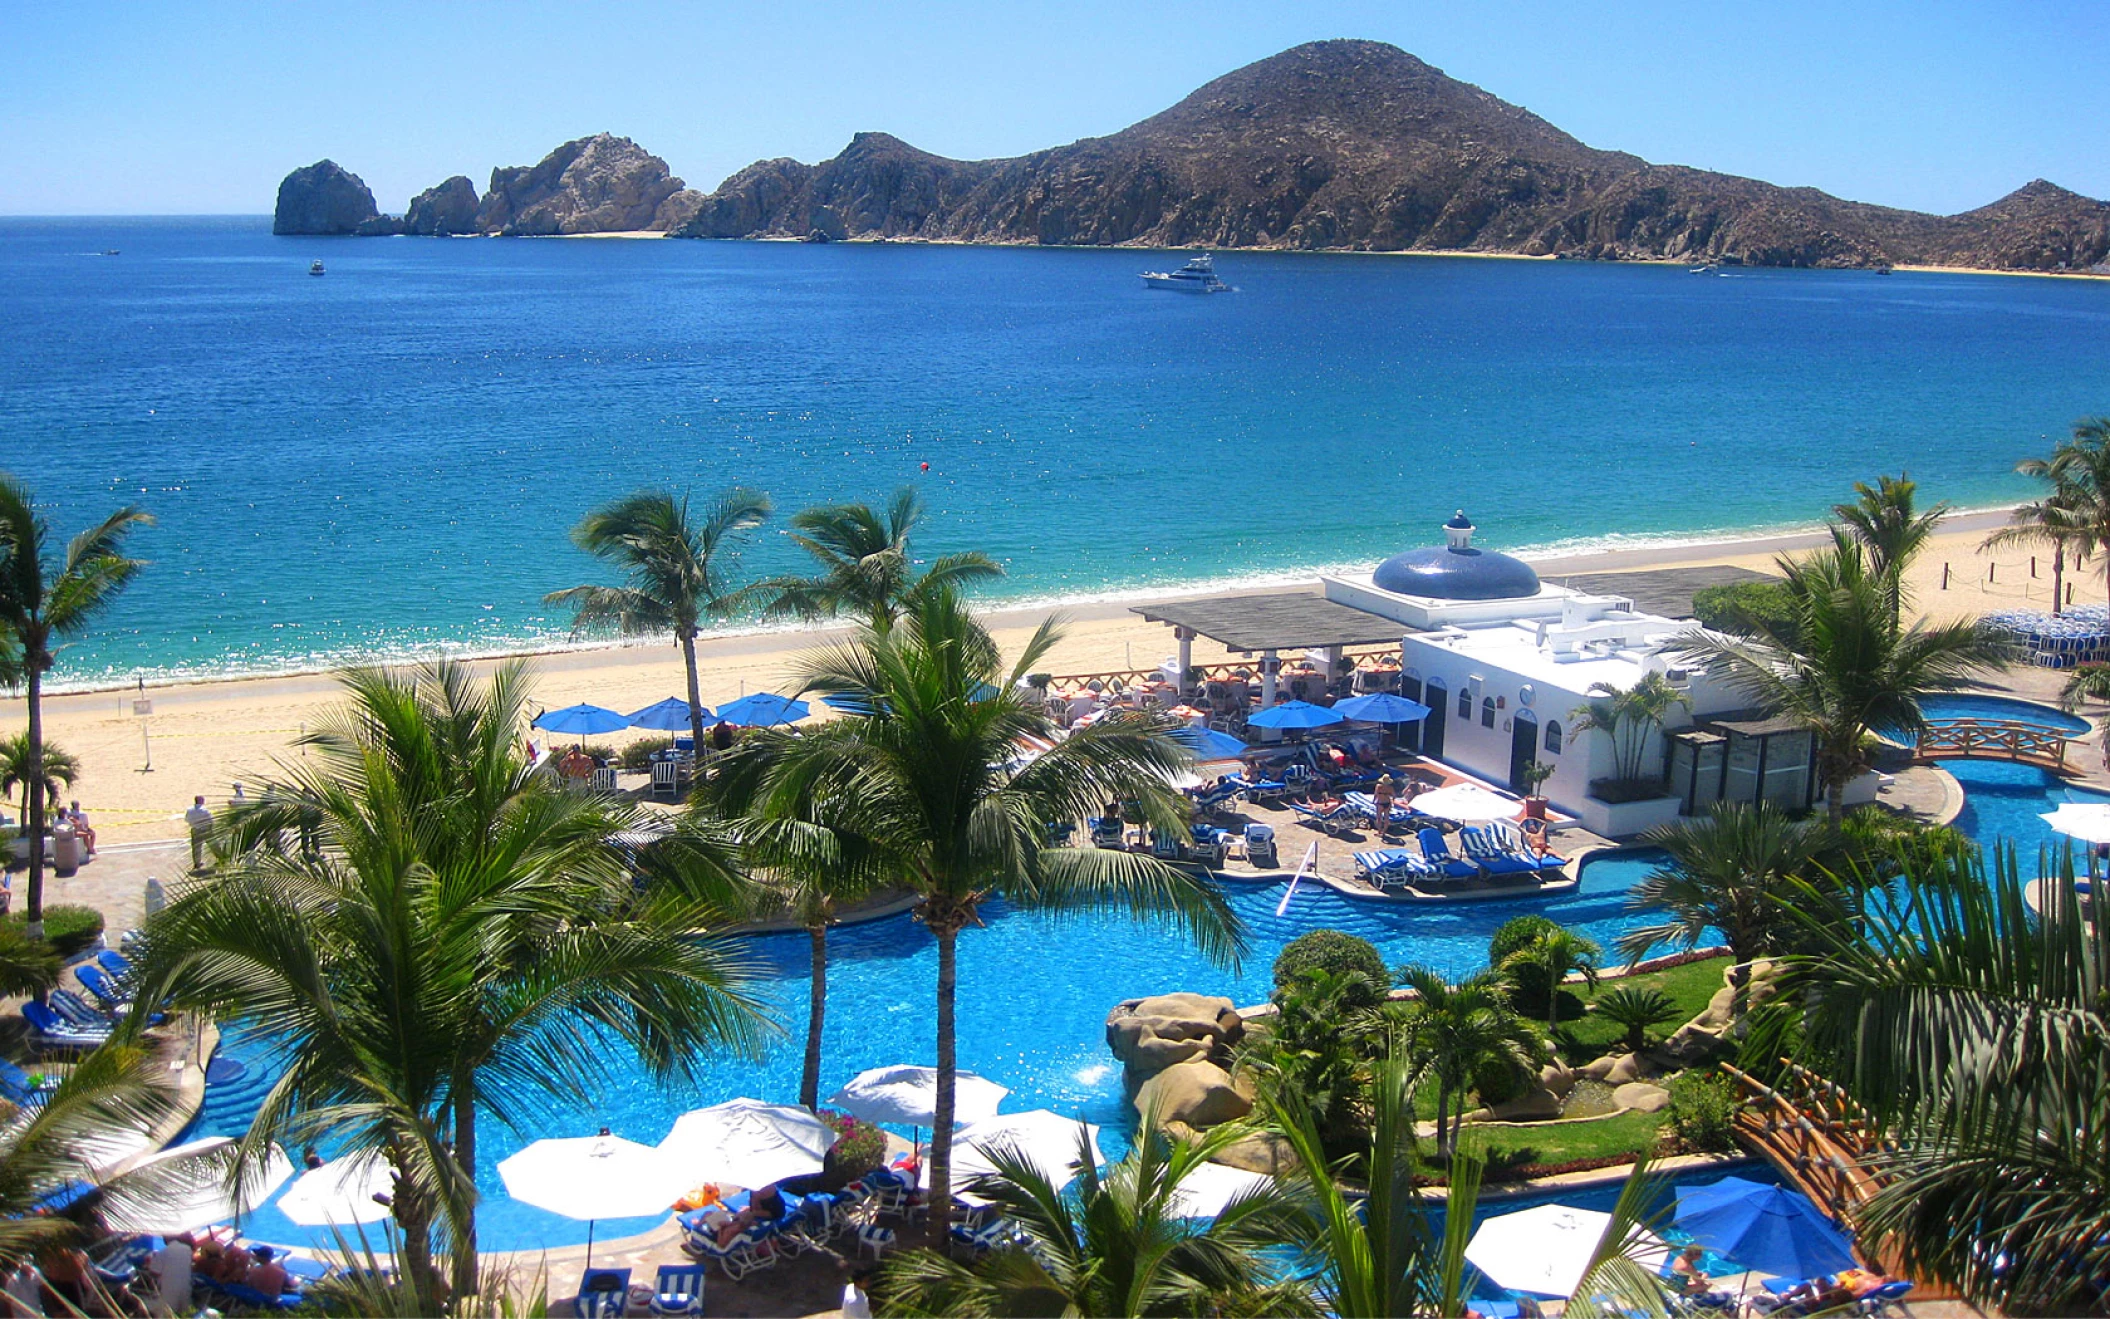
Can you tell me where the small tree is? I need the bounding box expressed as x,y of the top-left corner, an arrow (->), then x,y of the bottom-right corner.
1273,929 -> 1389,994
1592,985 -> 1681,1054
0,734 -> 77,837
1569,672 -> 1686,793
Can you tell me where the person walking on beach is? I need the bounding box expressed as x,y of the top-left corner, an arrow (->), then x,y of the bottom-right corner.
184,794 -> 213,871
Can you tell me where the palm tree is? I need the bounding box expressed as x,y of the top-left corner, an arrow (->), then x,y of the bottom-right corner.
1676,540 -> 2013,821
544,487 -> 771,751
761,487 -> 1003,630
1392,966 -> 1542,1155
1495,924 -> 1600,1032
0,923 -> 59,997
1271,1054 -> 1669,1319
1238,966 -> 1389,1158
1981,482 -> 2086,617
0,478 -> 151,938
1591,986 -> 1681,1054
714,589 -> 1241,1232
1768,846 -> 2108,1315
875,1112 -> 1313,1317
0,1045 -> 180,1266
1832,473 -> 1948,622
2007,417 -> 2110,610
1568,672 -> 1687,789
128,660 -> 768,1305
1625,803 -> 1842,963
0,732 -> 77,837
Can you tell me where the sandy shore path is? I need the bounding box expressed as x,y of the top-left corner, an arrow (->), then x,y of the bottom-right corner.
4,508 -> 2077,845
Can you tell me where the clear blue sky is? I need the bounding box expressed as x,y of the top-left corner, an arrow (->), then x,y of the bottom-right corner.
4,0 -> 2103,217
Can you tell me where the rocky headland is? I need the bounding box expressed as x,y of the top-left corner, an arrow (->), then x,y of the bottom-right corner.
272,160 -> 381,236
271,40 -> 2110,271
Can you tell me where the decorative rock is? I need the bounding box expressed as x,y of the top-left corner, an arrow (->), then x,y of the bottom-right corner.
1135,1058 -> 1252,1128
1212,1131 -> 1296,1176
1468,1086 -> 1564,1122
273,160 -> 379,235
1660,959 -> 1781,1064
1538,1062 -> 1577,1098
1613,1081 -> 1672,1113
406,175 -> 481,235
1602,1052 -> 1658,1086
1106,993 -> 1245,1082
1576,1055 -> 1618,1082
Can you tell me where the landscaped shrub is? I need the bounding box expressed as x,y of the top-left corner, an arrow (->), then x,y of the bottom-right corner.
820,1109 -> 886,1181
1488,915 -> 1561,967
1692,580 -> 1799,642
1592,985 -> 1681,1054
1472,1056 -> 1531,1108
619,737 -> 672,771
3,905 -> 105,958
0,923 -> 59,996
1489,916 -> 1598,1019
1667,1070 -> 1740,1153
1272,929 -> 1389,995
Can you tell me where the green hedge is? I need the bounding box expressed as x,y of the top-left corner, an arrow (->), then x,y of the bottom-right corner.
1272,929 -> 1389,994
3,905 -> 105,958
1692,580 -> 1798,641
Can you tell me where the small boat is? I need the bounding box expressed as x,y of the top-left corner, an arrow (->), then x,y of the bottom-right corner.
1689,264 -> 1715,274
1140,253 -> 1228,293
1875,266 -> 1893,276
100,249 -> 120,257
308,260 -> 326,277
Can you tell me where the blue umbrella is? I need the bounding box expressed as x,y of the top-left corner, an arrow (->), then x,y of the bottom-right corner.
1169,726 -> 1249,759
1334,693 -> 1433,724
1673,1177 -> 1859,1280
715,692 -> 811,727
532,703 -> 631,736
627,697 -> 709,731
1246,700 -> 1346,730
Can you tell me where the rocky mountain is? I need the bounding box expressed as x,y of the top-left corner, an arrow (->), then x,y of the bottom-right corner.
405,175 -> 480,236
272,160 -> 380,235
473,134 -> 703,235
675,40 -> 2110,272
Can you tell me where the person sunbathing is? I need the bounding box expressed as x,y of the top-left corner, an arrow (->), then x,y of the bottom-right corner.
716,1183 -> 787,1244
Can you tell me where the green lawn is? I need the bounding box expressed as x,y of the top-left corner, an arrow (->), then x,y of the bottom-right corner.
1478,1109 -> 1667,1174
1556,954 -> 1731,1064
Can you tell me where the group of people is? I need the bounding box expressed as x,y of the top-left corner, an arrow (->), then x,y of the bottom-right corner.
1668,1245 -> 1896,1317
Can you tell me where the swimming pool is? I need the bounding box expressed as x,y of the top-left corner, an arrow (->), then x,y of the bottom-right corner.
1908,693 -> 2090,736
1947,757 -> 2109,864
202,849 -> 1676,1251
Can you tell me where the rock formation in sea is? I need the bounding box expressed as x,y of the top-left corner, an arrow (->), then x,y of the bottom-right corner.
673,39 -> 2110,273
272,160 -> 381,236
405,175 -> 481,235
472,133 -> 704,235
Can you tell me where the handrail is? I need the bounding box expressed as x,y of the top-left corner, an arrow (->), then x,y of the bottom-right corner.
1275,839 -> 1322,916
1915,718 -> 2070,767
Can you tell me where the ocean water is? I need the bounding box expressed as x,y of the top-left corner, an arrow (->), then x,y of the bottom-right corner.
3,217 -> 2109,689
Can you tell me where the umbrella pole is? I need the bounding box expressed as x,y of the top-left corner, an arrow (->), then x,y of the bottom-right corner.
584,1219 -> 595,1271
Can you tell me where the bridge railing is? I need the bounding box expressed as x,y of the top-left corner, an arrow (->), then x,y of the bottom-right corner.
1915,718 -> 2070,767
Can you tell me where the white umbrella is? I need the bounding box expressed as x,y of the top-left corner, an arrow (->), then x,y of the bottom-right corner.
924,1110 -> 1102,1206
2040,803 -> 2110,845
101,1137 -> 295,1235
828,1065 -> 1008,1129
498,1134 -> 687,1268
1409,783 -> 1522,823
1464,1202 -> 1671,1298
657,1099 -> 833,1191
276,1153 -> 394,1227
1165,1162 -> 1275,1219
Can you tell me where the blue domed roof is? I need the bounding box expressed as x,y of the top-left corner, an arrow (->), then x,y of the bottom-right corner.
1372,512 -> 1542,601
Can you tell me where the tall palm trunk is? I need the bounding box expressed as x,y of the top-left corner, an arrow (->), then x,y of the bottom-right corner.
800,925 -> 827,1110
929,921 -> 960,1245
387,1140 -> 442,1314
23,663 -> 45,940
2053,543 -> 2066,616
1433,1077 -> 1452,1156
452,1072 -> 480,1303
680,629 -> 707,754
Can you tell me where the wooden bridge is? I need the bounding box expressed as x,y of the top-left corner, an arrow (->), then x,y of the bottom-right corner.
1913,717 -> 2071,771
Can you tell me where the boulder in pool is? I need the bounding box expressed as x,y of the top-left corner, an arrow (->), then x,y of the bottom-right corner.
1106,992 -> 1245,1082
1136,1058 -> 1253,1128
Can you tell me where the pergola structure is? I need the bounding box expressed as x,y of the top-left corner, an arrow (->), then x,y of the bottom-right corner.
1132,591 -> 1409,714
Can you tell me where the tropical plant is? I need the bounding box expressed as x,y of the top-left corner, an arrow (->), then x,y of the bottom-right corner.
127,660 -> 768,1307
1675,540 -> 2013,821
2002,416 -> 2110,611
761,486 -> 1003,630
1270,1053 -> 1670,1319
1982,480 -> 2087,617
1391,965 -> 1542,1154
1832,473 -> 1948,622
1569,672 -> 1687,793
1767,847 -> 2109,1314
1664,1070 -> 1739,1153
1494,923 -> 1600,1029
1517,757 -> 1555,798
707,589 -> 1240,1233
1591,985 -> 1681,1054
0,732 -> 77,837
544,487 -> 771,751
4,904 -> 105,959
1272,928 -> 1389,994
1626,803 -> 1842,963
1691,579 -> 1800,642
0,922 -> 59,996
875,1111 -> 1312,1317
1240,967 -> 1389,1158
0,1045 -> 180,1265
0,478 -> 151,938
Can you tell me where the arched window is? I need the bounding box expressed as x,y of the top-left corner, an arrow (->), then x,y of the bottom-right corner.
1481,698 -> 1497,728
1544,719 -> 1563,755
1458,687 -> 1473,721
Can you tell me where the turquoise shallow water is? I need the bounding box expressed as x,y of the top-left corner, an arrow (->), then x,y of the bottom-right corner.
4,217 -> 2109,688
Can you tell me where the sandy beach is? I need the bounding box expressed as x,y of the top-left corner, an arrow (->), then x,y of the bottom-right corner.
4,507 -> 2079,846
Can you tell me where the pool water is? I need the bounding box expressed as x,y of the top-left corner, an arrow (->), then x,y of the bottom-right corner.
1908,693 -> 2090,736
1947,757 -> 2109,866
204,850 -> 1678,1251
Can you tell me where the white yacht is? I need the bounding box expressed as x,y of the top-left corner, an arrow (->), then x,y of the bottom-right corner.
1140,253 -> 1229,293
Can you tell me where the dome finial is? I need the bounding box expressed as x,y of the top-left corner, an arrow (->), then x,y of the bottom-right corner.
1444,510 -> 1475,551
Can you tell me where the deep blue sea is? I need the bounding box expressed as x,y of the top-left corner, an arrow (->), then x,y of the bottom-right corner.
4,216 -> 2108,689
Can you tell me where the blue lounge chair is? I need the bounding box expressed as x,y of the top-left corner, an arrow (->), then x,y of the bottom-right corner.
76,964 -> 129,1010
649,1264 -> 705,1316
1089,816 -> 1126,848
21,1000 -> 109,1048
210,1279 -> 302,1312
1244,823 -> 1278,868
47,989 -> 110,1028
0,1060 -> 54,1107
96,948 -> 133,981
1458,826 -> 1539,875
1288,800 -> 1355,836
1491,820 -> 1567,870
574,1266 -> 631,1319
1416,828 -> 1482,879
1859,1281 -> 1914,1315
1352,848 -> 1416,882
1192,780 -> 1240,814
